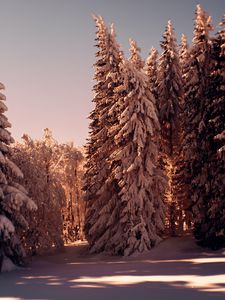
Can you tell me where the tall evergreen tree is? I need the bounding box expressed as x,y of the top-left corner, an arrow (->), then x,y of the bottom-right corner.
171,33 -> 192,233
157,20 -> 183,235
192,14 -> 225,248
213,14 -> 225,161
83,16 -> 109,211
109,59 -> 166,255
84,17 -> 123,253
144,48 -> 168,233
0,83 -> 36,271
182,5 -> 214,242
158,20 -> 183,157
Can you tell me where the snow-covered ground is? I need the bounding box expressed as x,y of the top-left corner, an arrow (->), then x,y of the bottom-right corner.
0,236 -> 225,300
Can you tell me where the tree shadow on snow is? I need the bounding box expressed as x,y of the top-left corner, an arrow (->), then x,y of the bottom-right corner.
0,237 -> 225,300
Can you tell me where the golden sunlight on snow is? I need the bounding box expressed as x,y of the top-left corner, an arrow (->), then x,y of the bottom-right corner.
139,256 -> 225,264
70,273 -> 225,292
0,298 -> 22,300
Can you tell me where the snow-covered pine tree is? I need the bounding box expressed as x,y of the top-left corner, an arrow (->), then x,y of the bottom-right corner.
171,33 -> 191,234
182,5 -> 214,242
84,17 -> 124,253
179,34 -> 190,76
144,48 -> 168,233
129,39 -> 145,70
213,14 -> 225,161
158,20 -> 183,158
192,14 -> 225,249
84,16 -> 110,246
157,20 -> 184,235
144,47 -> 159,105
0,83 -> 36,271
109,58 -> 166,256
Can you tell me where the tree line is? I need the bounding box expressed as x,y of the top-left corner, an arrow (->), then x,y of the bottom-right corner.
0,4 -> 224,271
84,5 -> 225,255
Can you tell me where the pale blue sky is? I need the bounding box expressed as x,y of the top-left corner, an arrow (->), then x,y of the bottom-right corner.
0,0 -> 224,145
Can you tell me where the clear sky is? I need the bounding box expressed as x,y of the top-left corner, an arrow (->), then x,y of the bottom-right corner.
0,0 -> 224,146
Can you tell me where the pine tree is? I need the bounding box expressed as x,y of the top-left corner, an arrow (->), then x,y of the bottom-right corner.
144,48 -> 168,234
192,14 -> 225,249
84,17 -> 123,253
129,39 -> 144,70
109,59 -> 166,255
213,14 -> 225,161
170,34 -> 192,234
0,83 -> 36,271
157,20 -> 183,235
144,47 -> 159,104
182,5 -> 214,242
84,16 -> 111,245
158,20 -> 183,156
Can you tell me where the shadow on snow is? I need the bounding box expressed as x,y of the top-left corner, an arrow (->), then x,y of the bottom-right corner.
0,237 -> 225,300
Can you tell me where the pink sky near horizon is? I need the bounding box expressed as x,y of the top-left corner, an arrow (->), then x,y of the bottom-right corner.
0,0 -> 224,146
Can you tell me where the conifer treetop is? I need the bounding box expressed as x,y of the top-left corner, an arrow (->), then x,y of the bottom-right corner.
110,23 -> 116,40
144,47 -> 158,83
180,34 -> 188,52
145,47 -> 158,69
128,38 -> 144,70
167,20 -> 173,35
158,19 -> 182,120
144,47 -> 159,101
108,23 -> 123,65
92,15 -> 109,59
93,15 -> 108,38
219,14 -> 225,27
193,4 -> 213,44
179,34 -> 190,65
160,20 -> 179,59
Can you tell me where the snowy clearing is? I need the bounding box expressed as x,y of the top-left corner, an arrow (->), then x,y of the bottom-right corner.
0,236 -> 225,300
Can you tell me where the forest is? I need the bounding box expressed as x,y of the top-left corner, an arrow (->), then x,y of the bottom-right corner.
0,4 -> 224,272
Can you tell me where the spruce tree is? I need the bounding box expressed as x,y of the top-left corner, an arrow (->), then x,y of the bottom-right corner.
84,17 -> 123,253
84,16 -> 111,247
213,15 -> 225,161
193,14 -> 225,248
158,20 -> 183,157
157,20 -> 183,235
83,16 -> 108,209
0,83 -> 36,271
144,48 -> 168,234
109,59 -> 165,255
182,5 -> 214,241
172,33 -> 191,233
